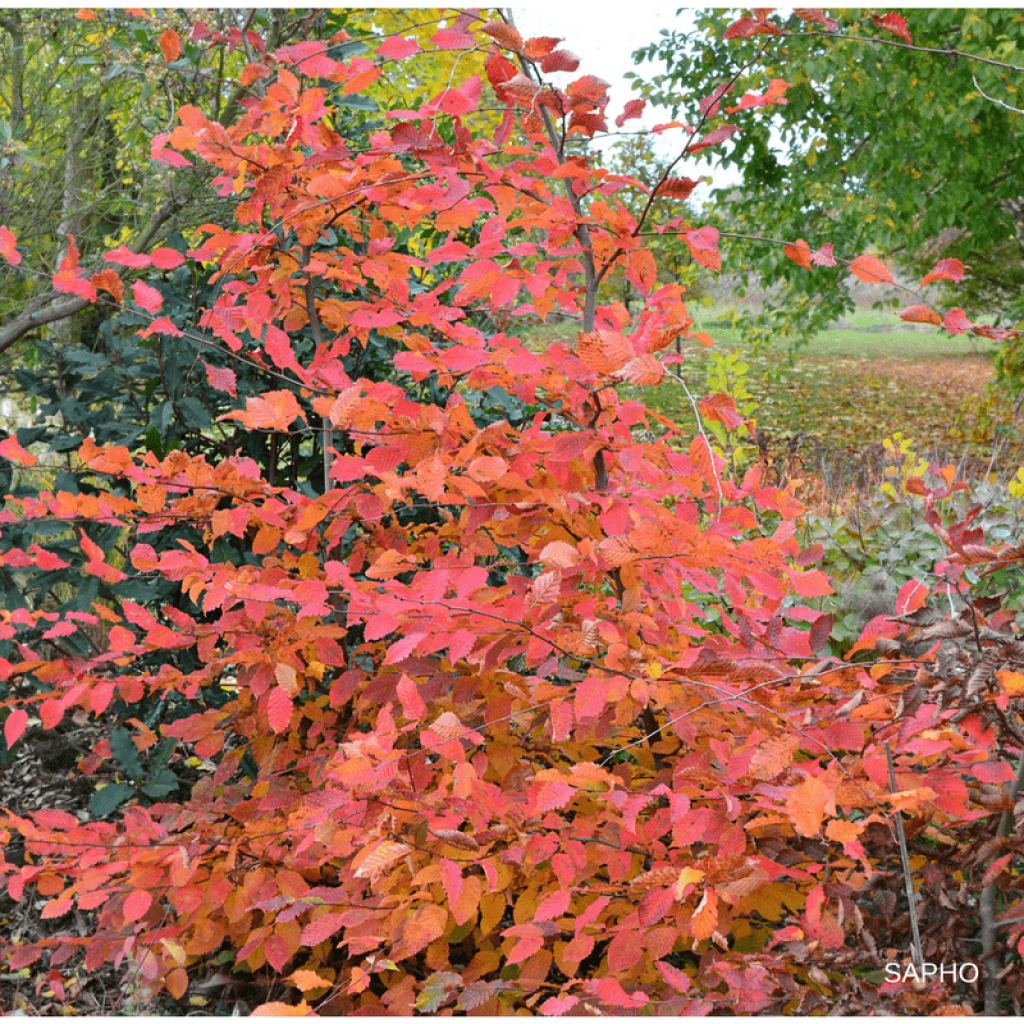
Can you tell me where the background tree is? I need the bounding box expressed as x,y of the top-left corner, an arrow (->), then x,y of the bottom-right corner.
631,9 -> 1024,357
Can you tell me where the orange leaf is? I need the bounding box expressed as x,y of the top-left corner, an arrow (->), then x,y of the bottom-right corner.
165,967 -> 188,1000
849,254 -> 893,285
343,65 -> 381,95
290,969 -> 332,993
787,773 -> 837,837
997,670 -> 1024,695
403,903 -> 448,956
159,29 -> 181,63
352,840 -> 409,879
251,1002 -> 313,1017
576,329 -> 632,374
614,353 -> 664,386
624,248 -> 657,295
480,19 -> 523,51
76,9 -> 98,19
689,887 -> 718,942
825,819 -> 864,844
899,304 -> 941,326
540,541 -> 579,568
783,238 -> 812,269
0,434 -> 38,467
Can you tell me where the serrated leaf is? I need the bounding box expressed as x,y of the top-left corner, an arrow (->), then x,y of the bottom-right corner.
849,254 -> 893,285
123,889 -> 152,922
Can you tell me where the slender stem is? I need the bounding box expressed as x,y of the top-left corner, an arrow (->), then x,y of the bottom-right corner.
885,741 -> 924,972
980,747 -> 1024,1014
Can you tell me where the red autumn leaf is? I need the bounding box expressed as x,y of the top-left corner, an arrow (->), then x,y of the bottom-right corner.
638,886 -> 674,927
723,16 -> 781,38
684,226 -> 722,271
811,242 -> 837,266
921,256 -> 966,286
123,890 -> 152,922
203,362 -> 237,397
131,280 -> 163,312
541,50 -> 580,73
535,890 -> 571,921
873,12 -> 913,44
700,393 -> 745,430
159,29 -> 182,63
267,687 -> 293,733
300,914 -> 345,947
4,708 -> 28,748
104,244 -> 150,268
849,253 -> 893,285
783,238 -> 813,269
539,995 -> 579,1015
0,225 -> 22,265
793,9 -> 839,32
376,35 -> 419,60
149,247 -> 185,269
523,36 -> 561,59
432,27 -> 476,50
900,304 -> 942,326
615,98 -> 645,127
943,307 -> 971,335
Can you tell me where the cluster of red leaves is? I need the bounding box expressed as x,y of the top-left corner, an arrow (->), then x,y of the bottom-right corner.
0,11 -> 1014,1016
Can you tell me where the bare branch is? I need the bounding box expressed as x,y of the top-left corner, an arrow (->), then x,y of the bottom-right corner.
0,197 -> 181,357
972,71 -> 1024,116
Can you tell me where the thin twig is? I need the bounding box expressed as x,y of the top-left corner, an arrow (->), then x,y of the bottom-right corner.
980,747 -> 1024,1014
971,72 -> 1024,116
885,740 -> 924,972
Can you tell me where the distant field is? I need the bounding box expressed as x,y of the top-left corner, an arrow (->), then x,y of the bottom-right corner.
687,300 -> 995,362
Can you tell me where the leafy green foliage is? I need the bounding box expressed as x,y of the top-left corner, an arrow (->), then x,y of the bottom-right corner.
631,9 -> 1024,354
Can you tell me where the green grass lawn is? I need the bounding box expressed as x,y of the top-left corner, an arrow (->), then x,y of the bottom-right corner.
687,300 -> 994,362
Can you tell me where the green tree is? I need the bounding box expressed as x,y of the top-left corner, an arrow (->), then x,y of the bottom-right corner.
631,8 -> 1024,350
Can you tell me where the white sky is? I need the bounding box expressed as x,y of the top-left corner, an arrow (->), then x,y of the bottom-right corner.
512,5 -> 743,192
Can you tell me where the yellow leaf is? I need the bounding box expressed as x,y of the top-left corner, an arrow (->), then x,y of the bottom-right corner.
673,866 -> 705,899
